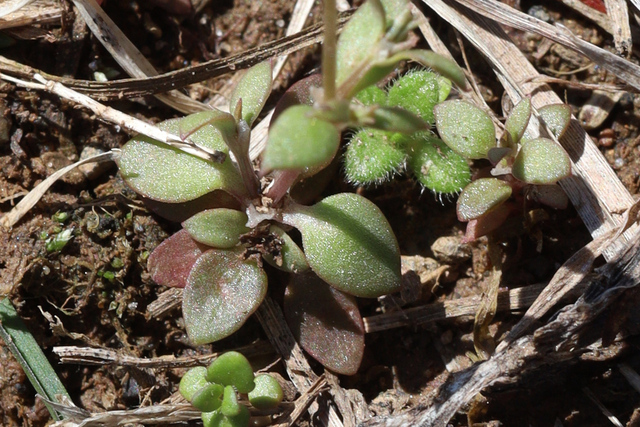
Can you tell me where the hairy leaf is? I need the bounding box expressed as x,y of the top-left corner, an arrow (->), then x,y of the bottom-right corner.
262,105 -> 340,172
119,117 -> 245,203
405,132 -> 471,194
344,129 -> 405,185
355,85 -> 387,106
435,100 -> 496,159
183,208 -> 250,249
512,138 -> 572,184
148,229 -> 208,289
183,249 -> 267,344
282,193 -> 401,298
387,70 -> 441,124
284,273 -> 365,375
457,178 -> 512,221
229,61 -> 272,126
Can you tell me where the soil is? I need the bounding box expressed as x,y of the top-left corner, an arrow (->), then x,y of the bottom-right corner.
1,0 -> 640,426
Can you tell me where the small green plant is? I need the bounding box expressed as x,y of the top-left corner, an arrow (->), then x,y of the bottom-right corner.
433,97 -> 572,241
344,69 -> 471,193
117,0 -> 466,374
179,351 -> 283,427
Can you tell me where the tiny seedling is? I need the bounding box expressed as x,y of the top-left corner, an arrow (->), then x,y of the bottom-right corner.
117,0 -> 466,374
433,97 -> 572,241
179,351 -> 283,427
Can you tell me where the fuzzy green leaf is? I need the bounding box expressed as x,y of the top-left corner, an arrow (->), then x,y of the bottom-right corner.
119,117 -> 245,203
539,104 -> 571,139
248,375 -> 284,410
387,70 -> 441,124
344,129 -> 405,185
179,366 -> 209,402
284,273 -> 365,375
206,351 -> 255,394
192,383 -> 224,412
512,138 -> 572,184
282,193 -> 401,298
434,100 -> 496,159
183,249 -> 267,345
262,225 -> 310,273
229,61 -> 272,126
355,85 -> 387,106
457,178 -> 512,221
262,105 -> 340,172
405,132 -> 471,194
182,208 -> 250,249
504,97 -> 531,146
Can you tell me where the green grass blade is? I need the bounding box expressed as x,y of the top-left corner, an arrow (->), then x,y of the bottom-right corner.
0,298 -> 71,421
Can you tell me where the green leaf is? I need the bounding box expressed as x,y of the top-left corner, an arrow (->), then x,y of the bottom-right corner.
512,138 -> 572,184
282,193 -> 401,298
262,105 -> 340,172
262,225 -> 310,273
220,385 -> 241,416
355,85 -> 387,106
206,351 -> 255,394
183,208 -> 250,249
192,383 -> 224,412
248,375 -> 284,410
229,61 -> 272,126
437,75 -> 452,103
202,405 -> 250,427
387,70 -> 441,124
284,273 -> 365,375
503,97 -> 531,146
539,104 -> 571,139
405,132 -> 471,194
457,178 -> 512,221
179,366 -> 209,402
183,249 -> 267,345
344,129 -> 405,185
357,106 -> 428,133
434,100 -> 496,159
179,110 -> 237,145
335,0 -> 386,88
119,117 -> 245,203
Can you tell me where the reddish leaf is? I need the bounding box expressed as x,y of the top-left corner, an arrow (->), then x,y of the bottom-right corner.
284,273 -> 365,375
148,229 -> 208,289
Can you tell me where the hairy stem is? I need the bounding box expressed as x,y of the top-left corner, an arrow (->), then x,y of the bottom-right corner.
322,0 -> 337,101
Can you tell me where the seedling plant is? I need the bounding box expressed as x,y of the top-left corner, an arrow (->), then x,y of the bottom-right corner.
117,0 -> 467,375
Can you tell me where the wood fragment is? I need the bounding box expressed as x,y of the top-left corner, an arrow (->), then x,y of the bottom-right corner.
578,90 -> 625,130
604,0 -> 632,57
0,0 -> 60,29
146,288 -> 182,319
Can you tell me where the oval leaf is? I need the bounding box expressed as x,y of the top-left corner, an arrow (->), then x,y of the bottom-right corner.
119,117 -> 245,203
387,70 -> 441,124
206,351 -> 255,393
355,85 -> 387,106
435,100 -> 496,159
405,132 -> 471,194
220,385 -> 240,416
262,225 -> 309,273
262,105 -> 340,172
284,273 -> 365,375
282,193 -> 401,298
271,74 -> 322,122
148,229 -> 208,289
202,404 -> 249,427
504,97 -> 531,146
344,129 -> 405,185
229,61 -> 272,127
179,110 -> 237,144
512,138 -> 572,184
192,383 -> 224,412
183,208 -> 250,249
248,375 -> 284,410
539,104 -> 571,139
457,178 -> 512,221
183,249 -> 267,344
179,366 -> 208,402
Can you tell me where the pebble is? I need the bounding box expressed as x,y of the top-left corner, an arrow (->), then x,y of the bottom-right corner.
430,236 -> 472,264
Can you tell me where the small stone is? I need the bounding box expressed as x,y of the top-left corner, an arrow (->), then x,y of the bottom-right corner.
430,236 -> 472,264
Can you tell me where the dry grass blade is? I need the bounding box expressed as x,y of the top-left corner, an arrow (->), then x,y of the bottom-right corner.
0,0 -> 60,29
273,0 -> 315,79
71,0 -> 206,114
0,0 -> 33,18
0,150 -> 117,229
604,0 -> 632,56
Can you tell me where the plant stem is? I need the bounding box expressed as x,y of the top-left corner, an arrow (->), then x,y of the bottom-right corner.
322,0 -> 337,102
265,169 -> 300,205
234,120 -> 260,199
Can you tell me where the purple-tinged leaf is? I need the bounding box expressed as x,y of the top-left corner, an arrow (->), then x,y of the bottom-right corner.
284,273 -> 365,375
229,61 -> 272,127
271,74 -> 322,122
282,193 -> 401,298
182,208 -> 250,249
528,184 -> 569,209
183,249 -> 267,345
463,203 -> 511,242
457,178 -> 512,222
178,110 -> 237,144
435,100 -> 496,160
487,147 -> 513,165
512,138 -> 571,184
148,229 -> 208,289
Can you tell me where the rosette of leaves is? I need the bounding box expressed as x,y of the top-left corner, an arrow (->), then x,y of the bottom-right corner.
433,97 -> 573,241
344,70 -> 471,193
117,0 -> 467,375
179,351 -> 284,427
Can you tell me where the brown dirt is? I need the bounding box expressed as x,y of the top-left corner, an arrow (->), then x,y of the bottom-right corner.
1,0 -> 639,426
